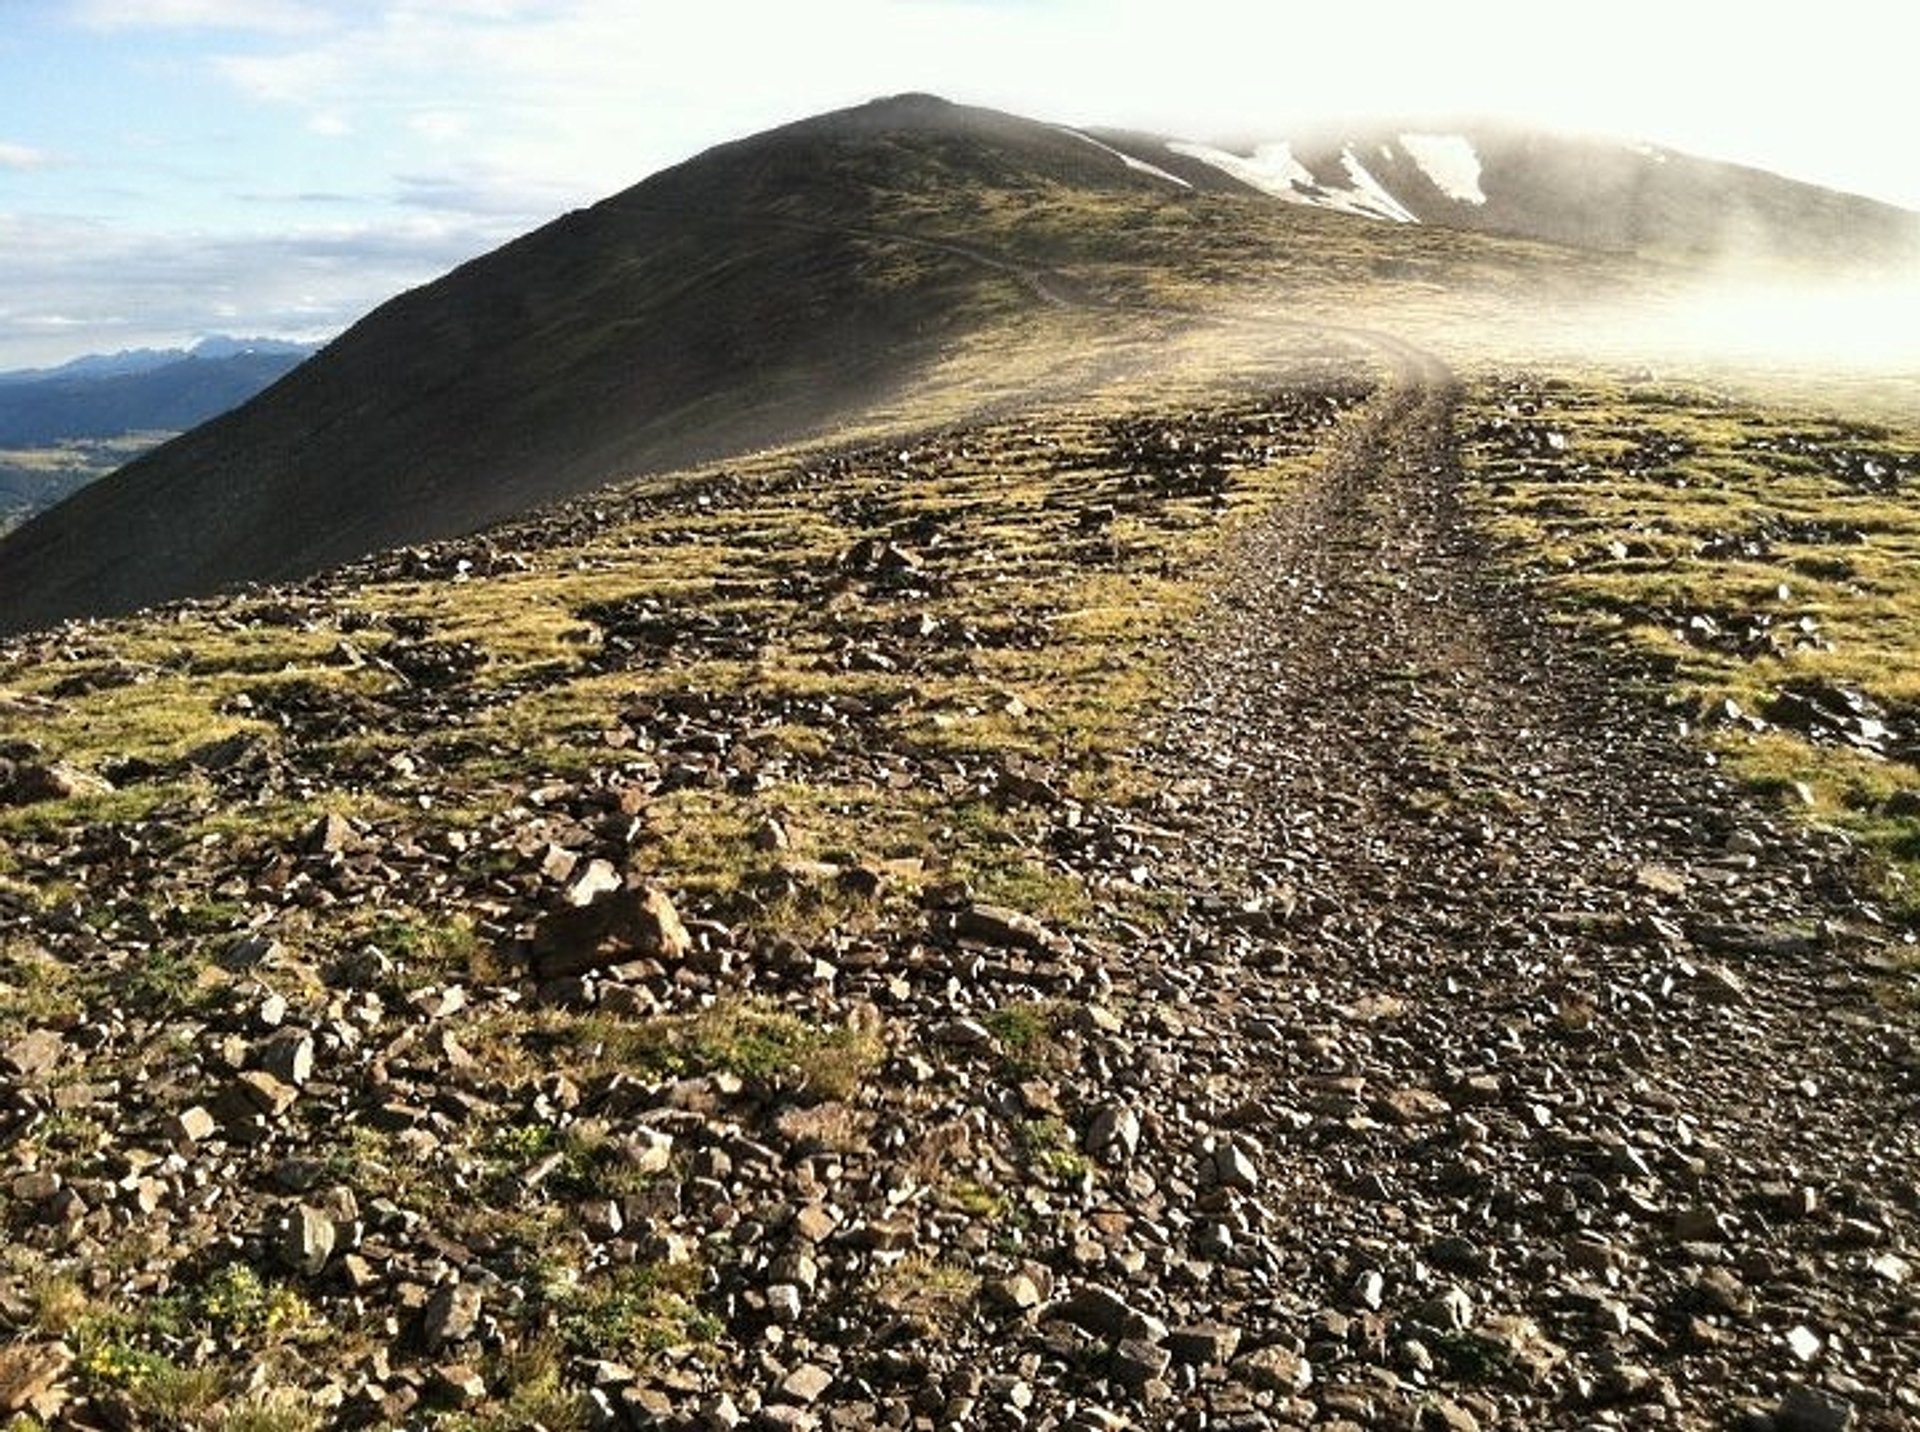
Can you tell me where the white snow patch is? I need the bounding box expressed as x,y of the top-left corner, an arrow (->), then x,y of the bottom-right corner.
1630,141 -> 1671,164
1166,139 -> 1315,199
1339,148 -> 1419,223
1169,137 -> 1421,225
1398,132 -> 1487,206
1057,127 -> 1190,188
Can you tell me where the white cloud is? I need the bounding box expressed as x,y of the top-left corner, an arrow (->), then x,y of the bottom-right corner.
408,110 -> 471,145
0,209 -> 507,365
392,167 -> 572,220
74,0 -> 333,33
0,142 -> 52,170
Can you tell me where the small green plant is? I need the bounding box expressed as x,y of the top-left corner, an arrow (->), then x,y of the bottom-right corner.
121,945 -> 215,1013
127,1361 -> 227,1423
870,1254 -> 981,1329
935,1177 -> 1008,1220
211,1391 -> 323,1432
984,1000 -> 1069,1075
686,1002 -> 883,1101
1014,1117 -> 1092,1186
73,1331 -> 177,1396
535,999 -> 883,1102
484,1122 -> 556,1164
194,1263 -> 316,1340
161,898 -> 247,936
1428,1328 -> 1525,1385
355,913 -> 482,986
460,1337 -> 590,1432
23,1272 -> 90,1336
0,939 -> 82,1035
555,1261 -> 718,1362
32,1111 -> 110,1159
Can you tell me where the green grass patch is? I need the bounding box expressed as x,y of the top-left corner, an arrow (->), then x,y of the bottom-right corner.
1462,366 -> 1920,921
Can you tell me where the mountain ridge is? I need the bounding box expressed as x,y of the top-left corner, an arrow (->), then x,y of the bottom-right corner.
0,337 -> 318,387
0,92 -> 1912,637
1081,115 -> 1920,266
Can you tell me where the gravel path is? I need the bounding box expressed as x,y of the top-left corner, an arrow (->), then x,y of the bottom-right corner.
1093,338 -> 1920,1428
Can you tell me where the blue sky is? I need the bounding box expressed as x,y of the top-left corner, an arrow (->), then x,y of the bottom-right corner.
3,0 -> 1917,369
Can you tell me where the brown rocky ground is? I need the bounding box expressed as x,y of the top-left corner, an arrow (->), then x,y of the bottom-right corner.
0,331 -> 1914,1431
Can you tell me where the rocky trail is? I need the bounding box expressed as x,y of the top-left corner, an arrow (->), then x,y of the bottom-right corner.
0,330 -> 1915,1431
1095,342 -> 1920,1429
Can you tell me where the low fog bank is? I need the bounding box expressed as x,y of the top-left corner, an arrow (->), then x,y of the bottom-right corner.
1340,258 -> 1920,391
1613,268 -> 1920,373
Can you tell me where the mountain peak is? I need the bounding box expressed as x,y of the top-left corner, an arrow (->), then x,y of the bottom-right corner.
187,335 -> 317,361
862,91 -> 955,115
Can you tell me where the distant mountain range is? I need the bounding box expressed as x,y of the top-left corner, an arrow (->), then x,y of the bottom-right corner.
0,95 -> 1912,635
0,338 -> 318,446
0,336 -> 316,386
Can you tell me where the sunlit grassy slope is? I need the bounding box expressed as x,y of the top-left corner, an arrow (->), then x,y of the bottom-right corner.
1461,365 -> 1920,919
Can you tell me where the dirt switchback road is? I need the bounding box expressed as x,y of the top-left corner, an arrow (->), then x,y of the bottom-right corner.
1103,337 -> 1920,1428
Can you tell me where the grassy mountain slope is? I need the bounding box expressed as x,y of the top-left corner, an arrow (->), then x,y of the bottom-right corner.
0,96 -> 1220,636
3,94 -> 1903,637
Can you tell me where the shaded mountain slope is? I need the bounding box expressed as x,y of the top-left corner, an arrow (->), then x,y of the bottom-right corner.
0,95 -> 1195,635
0,94 -> 1910,637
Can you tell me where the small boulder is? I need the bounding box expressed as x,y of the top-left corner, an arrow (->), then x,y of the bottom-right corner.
1775,1385 -> 1853,1432
303,812 -> 356,856
273,1204 -> 336,1277
0,1341 -> 71,1418
255,1029 -> 315,1087
1168,1323 -> 1242,1366
5,761 -> 112,806
1084,1103 -> 1141,1162
1235,1343 -> 1312,1393
950,903 -> 1072,957
530,882 -> 691,978
1053,1283 -> 1167,1345
421,1282 -> 483,1351
2,1029 -> 65,1080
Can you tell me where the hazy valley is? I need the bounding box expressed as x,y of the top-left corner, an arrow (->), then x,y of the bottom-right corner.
0,342 -> 315,537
